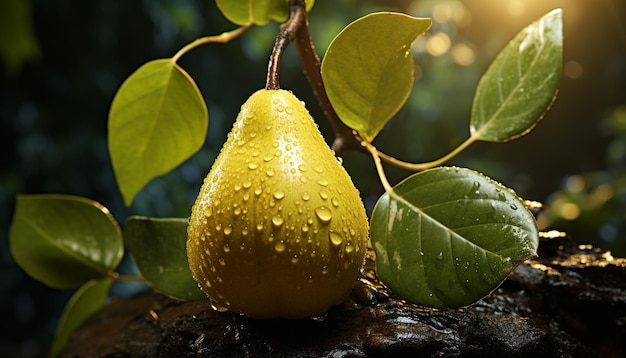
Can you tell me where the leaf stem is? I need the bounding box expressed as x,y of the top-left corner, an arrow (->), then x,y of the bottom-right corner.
266,0 -> 306,90
172,24 -> 253,63
363,142 -> 393,192
291,0 -> 364,155
378,136 -> 477,171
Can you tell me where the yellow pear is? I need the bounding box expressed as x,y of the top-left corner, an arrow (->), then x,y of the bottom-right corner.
187,89 -> 369,318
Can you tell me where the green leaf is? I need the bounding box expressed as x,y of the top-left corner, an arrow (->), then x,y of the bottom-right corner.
470,9 -> 562,142
216,0 -> 315,26
321,12 -> 431,142
108,59 -> 208,206
0,0 -> 41,75
370,167 -> 538,308
9,195 -> 123,289
48,278 -> 113,358
124,216 -> 205,300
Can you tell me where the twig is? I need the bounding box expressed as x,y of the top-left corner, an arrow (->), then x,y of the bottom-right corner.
378,136 -> 477,171
172,24 -> 253,63
266,0 -> 364,154
290,0 -> 364,155
362,142 -> 393,192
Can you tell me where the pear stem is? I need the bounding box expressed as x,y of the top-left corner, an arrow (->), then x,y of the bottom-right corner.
290,0 -> 364,155
266,0 -> 306,90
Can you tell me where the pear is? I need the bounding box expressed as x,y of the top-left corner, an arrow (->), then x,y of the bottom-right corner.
187,89 -> 369,318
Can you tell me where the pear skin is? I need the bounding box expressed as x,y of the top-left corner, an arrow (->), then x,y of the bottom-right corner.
187,89 -> 368,318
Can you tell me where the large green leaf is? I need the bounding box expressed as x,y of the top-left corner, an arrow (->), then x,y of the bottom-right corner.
48,278 -> 113,358
321,13 -> 431,142
370,167 -> 538,308
108,59 -> 208,206
124,216 -> 205,300
216,0 -> 315,26
470,9 -> 562,142
9,195 -> 123,289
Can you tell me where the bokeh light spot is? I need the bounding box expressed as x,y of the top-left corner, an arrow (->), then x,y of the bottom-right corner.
426,32 -> 451,56
507,0 -> 526,17
560,203 -> 581,220
565,175 -> 585,193
564,60 -> 584,79
451,43 -> 476,66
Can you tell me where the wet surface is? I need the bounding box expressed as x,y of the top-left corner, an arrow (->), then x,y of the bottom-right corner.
63,234 -> 626,357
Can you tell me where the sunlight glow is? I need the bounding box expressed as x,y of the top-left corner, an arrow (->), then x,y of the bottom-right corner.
589,184 -> 614,208
539,230 -> 567,239
507,0 -> 526,17
426,32 -> 451,56
560,202 -> 581,220
432,2 -> 454,23
432,1 -> 471,27
451,43 -> 475,66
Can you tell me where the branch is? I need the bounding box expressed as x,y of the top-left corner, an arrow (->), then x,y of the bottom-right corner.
267,0 -> 364,155
291,0 -> 364,155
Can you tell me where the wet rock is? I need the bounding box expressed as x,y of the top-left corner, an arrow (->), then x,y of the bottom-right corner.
62,235 -> 626,357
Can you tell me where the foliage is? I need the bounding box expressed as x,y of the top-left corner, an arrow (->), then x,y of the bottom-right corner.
371,167 -> 538,308
0,0 -> 40,75
48,278 -> 113,358
217,0 -> 315,25
124,216 -> 205,300
321,12 -> 430,142
8,1 -> 562,356
10,195 -> 123,289
108,59 -> 207,206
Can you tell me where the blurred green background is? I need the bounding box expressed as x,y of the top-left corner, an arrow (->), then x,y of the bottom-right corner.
1,0 -> 625,356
